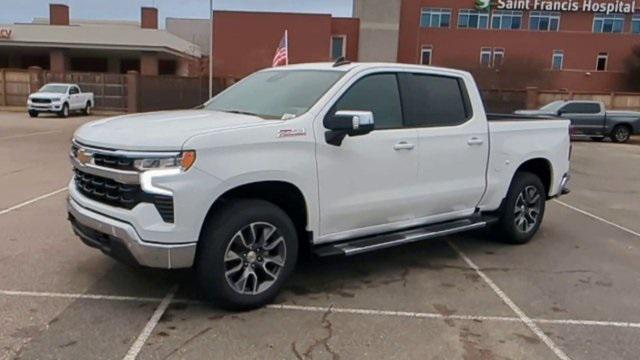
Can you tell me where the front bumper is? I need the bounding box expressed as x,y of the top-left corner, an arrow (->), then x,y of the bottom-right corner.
28,101 -> 63,112
67,196 -> 196,268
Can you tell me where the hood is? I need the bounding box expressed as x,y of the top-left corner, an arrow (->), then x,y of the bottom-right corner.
30,92 -> 65,99
74,110 -> 279,151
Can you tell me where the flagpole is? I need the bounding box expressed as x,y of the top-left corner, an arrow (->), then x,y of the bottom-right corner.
285,29 -> 289,66
208,0 -> 214,99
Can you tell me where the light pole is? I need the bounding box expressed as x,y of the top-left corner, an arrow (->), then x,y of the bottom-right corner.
209,0 -> 214,99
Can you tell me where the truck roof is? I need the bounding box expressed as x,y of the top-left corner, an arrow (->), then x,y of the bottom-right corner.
44,83 -> 77,87
271,62 -> 471,77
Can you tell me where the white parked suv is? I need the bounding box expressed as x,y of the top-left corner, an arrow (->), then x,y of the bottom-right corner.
28,83 -> 94,118
67,62 -> 571,309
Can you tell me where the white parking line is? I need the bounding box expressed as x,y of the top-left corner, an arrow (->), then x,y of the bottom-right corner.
0,130 -> 62,141
2,289 -> 639,330
122,285 -> 178,360
447,240 -> 572,360
554,200 -> 640,238
0,187 -> 68,216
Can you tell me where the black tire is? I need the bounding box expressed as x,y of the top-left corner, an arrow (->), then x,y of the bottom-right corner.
28,110 -> 38,118
611,124 -> 631,143
196,199 -> 298,310
83,102 -> 92,116
590,136 -> 605,142
58,103 -> 69,118
491,172 -> 546,245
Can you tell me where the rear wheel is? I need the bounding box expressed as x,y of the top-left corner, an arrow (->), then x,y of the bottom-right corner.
58,103 -> 69,118
83,102 -> 92,116
196,199 -> 298,310
611,125 -> 631,143
28,110 -> 38,118
491,172 -> 546,244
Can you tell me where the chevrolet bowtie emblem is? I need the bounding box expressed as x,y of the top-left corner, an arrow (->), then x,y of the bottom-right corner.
77,149 -> 93,165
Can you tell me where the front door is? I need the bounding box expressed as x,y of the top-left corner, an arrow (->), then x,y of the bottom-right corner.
559,102 -> 605,135
315,72 -> 420,242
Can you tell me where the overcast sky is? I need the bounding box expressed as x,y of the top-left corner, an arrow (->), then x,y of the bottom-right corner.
1,0 -> 354,25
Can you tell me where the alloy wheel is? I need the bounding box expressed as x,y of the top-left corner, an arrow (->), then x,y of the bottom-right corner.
513,185 -> 542,233
615,127 -> 630,142
223,222 -> 287,295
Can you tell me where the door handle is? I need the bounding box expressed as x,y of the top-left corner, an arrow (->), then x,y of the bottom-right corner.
393,141 -> 415,150
467,137 -> 484,146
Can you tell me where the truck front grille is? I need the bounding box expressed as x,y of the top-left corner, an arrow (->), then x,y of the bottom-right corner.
31,98 -> 52,104
92,153 -> 136,171
74,169 -> 174,223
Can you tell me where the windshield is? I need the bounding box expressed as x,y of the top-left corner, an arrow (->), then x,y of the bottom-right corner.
39,85 -> 69,94
205,70 -> 345,119
539,100 -> 565,112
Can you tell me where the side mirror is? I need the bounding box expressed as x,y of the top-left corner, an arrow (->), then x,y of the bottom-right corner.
324,110 -> 375,146
557,110 -> 565,116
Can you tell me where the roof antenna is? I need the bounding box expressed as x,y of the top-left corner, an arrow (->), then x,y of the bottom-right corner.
333,57 -> 351,67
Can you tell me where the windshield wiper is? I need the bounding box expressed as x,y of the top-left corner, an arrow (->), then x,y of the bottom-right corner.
222,110 -> 263,117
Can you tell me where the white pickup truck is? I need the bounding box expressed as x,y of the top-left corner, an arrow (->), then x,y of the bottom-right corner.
28,83 -> 94,118
67,62 -> 571,309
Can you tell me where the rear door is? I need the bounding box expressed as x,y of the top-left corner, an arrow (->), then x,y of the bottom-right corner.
559,102 -> 604,135
399,71 -> 488,218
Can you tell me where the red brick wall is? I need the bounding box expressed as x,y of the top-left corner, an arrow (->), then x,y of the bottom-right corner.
397,0 -> 640,91
331,18 -> 360,61
213,11 -> 358,79
49,4 -> 69,26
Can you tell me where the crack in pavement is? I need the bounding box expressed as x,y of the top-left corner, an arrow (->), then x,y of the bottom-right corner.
292,306 -> 340,360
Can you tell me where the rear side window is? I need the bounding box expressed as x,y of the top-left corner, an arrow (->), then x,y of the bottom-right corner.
400,73 -> 471,127
560,102 -> 600,114
333,73 -> 403,130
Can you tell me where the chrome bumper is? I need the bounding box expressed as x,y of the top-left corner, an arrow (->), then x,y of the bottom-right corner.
560,173 -> 571,196
67,197 -> 196,269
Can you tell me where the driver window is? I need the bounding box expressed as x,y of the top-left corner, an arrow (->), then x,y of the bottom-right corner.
333,73 -> 403,130
560,103 -> 599,114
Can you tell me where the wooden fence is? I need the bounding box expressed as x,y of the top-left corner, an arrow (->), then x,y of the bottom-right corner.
0,68 -> 226,113
481,88 -> 640,113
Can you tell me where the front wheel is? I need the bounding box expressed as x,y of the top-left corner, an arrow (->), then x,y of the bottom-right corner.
196,199 -> 298,310
611,125 -> 631,143
58,103 -> 69,118
491,172 -> 546,245
28,110 -> 38,118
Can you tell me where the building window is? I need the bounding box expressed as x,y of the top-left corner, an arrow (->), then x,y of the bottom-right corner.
596,53 -> 608,71
491,10 -> 523,30
632,13 -> 640,33
593,14 -> 624,33
331,35 -> 346,60
421,47 -> 433,65
480,47 -> 492,67
493,48 -> 505,67
552,50 -> 564,70
458,9 -> 489,29
420,8 -> 452,28
529,11 -> 561,31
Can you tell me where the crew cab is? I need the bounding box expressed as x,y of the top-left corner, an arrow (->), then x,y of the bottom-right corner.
516,100 -> 640,143
67,62 -> 571,309
28,83 -> 94,118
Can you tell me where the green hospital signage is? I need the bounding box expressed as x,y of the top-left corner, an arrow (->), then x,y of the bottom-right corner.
477,0 -> 637,13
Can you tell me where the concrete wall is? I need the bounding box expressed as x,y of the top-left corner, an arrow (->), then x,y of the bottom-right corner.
353,0 -> 402,62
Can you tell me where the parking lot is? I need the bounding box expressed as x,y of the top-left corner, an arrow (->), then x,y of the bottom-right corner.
1,110 -> 639,360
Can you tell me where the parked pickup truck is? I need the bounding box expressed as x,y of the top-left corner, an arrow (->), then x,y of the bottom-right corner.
67,62 -> 571,309
516,100 -> 640,143
28,83 -> 94,118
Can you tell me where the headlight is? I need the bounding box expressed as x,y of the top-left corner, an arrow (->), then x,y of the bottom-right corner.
133,151 -> 196,172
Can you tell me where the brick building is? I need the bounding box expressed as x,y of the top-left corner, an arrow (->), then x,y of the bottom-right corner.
355,0 -> 640,91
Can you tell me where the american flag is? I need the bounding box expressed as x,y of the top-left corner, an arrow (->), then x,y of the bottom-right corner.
272,30 -> 289,67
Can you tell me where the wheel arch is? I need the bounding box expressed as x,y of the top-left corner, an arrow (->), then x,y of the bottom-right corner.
513,157 -> 553,197
200,180 -> 311,251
